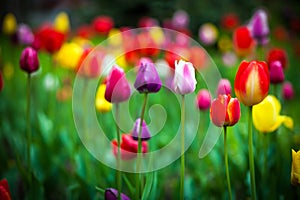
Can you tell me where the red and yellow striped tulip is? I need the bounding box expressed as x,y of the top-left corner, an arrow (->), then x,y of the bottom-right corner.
234,60 -> 269,106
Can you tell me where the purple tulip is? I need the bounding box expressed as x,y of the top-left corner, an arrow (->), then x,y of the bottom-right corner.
269,61 -> 285,84
20,47 -> 39,73
196,89 -> 211,111
131,118 -> 151,141
173,60 -> 197,95
134,61 -> 162,93
105,65 -> 131,103
17,24 -> 34,45
104,188 -> 131,200
282,81 -> 294,100
172,10 -> 189,29
216,78 -> 232,95
249,9 -> 269,45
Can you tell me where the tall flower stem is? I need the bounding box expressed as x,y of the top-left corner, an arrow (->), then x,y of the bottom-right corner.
136,92 -> 148,200
224,126 -> 232,200
248,106 -> 257,200
26,73 -> 32,189
115,103 -> 121,200
180,95 -> 185,200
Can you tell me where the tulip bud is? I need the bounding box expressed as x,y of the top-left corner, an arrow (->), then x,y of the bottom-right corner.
196,89 -> 211,111
291,149 -> 300,186
173,60 -> 197,95
269,61 -> 285,84
95,84 -> 112,113
248,9 -> 269,45
54,12 -> 70,34
282,81 -> 294,100
216,78 -> 232,95
105,188 -> 131,200
134,61 -> 162,93
0,178 -> 12,200
17,24 -> 34,45
267,48 -> 287,69
111,134 -> 148,160
20,47 -> 39,73
2,13 -> 17,35
131,118 -> 151,141
105,66 -> 131,103
233,26 -> 255,57
234,60 -> 269,106
210,94 -> 241,127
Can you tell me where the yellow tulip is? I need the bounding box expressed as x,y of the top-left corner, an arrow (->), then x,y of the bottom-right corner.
54,42 -> 83,70
108,28 -> 122,46
54,12 -> 70,33
149,26 -> 165,45
2,13 -> 17,35
95,84 -> 112,113
291,149 -> 300,186
252,95 -> 293,133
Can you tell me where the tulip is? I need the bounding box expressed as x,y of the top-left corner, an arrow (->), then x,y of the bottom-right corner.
105,65 -> 131,103
282,81 -> 294,100
216,78 -> 232,96
95,84 -> 112,113
195,89 -> 211,111
20,47 -> 39,73
267,48 -> 288,69
138,17 -> 158,27
93,16 -> 114,36
105,188 -> 131,200
248,9 -> 269,45
269,61 -> 285,84
131,118 -> 151,141
54,42 -> 83,70
111,134 -> 148,160
0,71 -> 3,91
210,94 -> 240,127
54,12 -> 70,34
291,149 -> 300,186
17,24 -> 34,45
234,60 -> 269,106
172,10 -> 189,29
0,179 -> 12,200
34,26 -> 65,53
173,60 -> 197,95
198,23 -> 219,45
233,26 -> 255,57
253,95 -> 293,133
134,61 -> 162,93
2,13 -> 17,35
221,13 -> 240,31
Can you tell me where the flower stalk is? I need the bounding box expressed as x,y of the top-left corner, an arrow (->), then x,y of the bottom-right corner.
224,126 -> 232,200
248,106 -> 257,200
180,95 -> 185,200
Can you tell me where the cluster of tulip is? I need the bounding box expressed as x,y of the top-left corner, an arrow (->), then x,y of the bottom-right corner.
0,6 -> 299,200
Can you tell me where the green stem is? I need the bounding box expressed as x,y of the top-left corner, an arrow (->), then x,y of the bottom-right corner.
248,106 -> 257,200
262,133 -> 268,197
224,126 -> 232,200
115,103 -> 121,200
26,73 -> 32,189
180,95 -> 185,200
136,92 -> 148,200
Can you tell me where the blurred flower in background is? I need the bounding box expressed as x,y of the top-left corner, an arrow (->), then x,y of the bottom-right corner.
0,178 -> 12,200
282,81 -> 295,100
291,149 -> 300,186
2,13 -> 17,35
198,23 -> 218,46
195,89 -> 211,111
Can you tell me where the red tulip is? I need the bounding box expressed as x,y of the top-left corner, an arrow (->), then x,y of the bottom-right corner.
34,26 -> 65,53
267,48 -> 287,69
233,26 -> 255,57
221,13 -> 240,31
92,16 -> 114,36
111,134 -> 148,160
0,179 -> 12,200
210,94 -> 241,127
234,60 -> 270,106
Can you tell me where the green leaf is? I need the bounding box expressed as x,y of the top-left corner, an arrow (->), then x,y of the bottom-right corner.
141,172 -> 154,200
